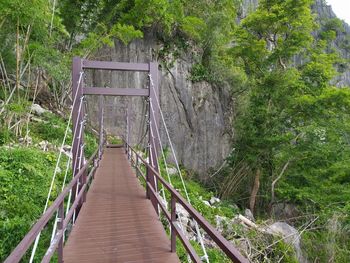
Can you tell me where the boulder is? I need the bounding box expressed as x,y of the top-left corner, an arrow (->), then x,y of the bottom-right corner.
166,167 -> 178,175
244,209 -> 255,222
175,203 -> 196,240
39,140 -> 49,151
215,215 -> 228,233
176,203 -> 190,227
209,196 -> 220,205
266,222 -> 307,263
60,145 -> 72,158
31,104 -> 47,115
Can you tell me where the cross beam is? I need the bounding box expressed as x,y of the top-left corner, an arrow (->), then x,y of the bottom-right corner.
82,60 -> 149,71
83,87 -> 149,96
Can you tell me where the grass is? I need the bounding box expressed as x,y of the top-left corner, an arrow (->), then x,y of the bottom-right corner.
0,111 -> 98,261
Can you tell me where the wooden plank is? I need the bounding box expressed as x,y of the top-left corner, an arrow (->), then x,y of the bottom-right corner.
63,148 -> 179,263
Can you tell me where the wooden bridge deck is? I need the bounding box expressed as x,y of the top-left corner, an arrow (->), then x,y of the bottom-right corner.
63,148 -> 180,263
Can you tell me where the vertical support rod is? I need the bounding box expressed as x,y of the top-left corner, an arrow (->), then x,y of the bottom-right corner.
98,95 -> 104,160
171,194 -> 177,253
126,104 -> 132,161
72,57 -> 83,207
126,105 -> 130,149
57,202 -> 64,263
147,62 -> 160,214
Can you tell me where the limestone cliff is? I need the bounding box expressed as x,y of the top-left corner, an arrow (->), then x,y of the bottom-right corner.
87,0 -> 350,175
87,34 -> 232,175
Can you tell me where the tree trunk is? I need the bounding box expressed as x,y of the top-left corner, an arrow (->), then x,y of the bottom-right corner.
249,168 -> 261,214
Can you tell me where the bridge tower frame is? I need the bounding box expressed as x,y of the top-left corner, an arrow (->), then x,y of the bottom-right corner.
72,57 -> 160,214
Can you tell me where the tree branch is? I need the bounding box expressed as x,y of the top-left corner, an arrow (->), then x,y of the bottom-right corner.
271,160 -> 290,204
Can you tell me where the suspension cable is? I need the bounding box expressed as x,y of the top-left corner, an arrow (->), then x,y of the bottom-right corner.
66,97 -> 84,220
149,122 -> 168,211
148,107 -> 194,238
50,95 -> 85,242
50,157 -> 71,243
149,74 -> 209,262
149,102 -> 172,185
72,114 -> 86,224
148,103 -> 187,235
29,72 -> 84,263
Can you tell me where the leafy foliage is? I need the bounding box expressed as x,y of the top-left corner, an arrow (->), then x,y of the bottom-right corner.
1,0 -> 350,262
213,1 -> 350,262
0,147 -> 63,261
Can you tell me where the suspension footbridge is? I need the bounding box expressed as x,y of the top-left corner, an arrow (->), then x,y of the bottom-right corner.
4,58 -> 248,263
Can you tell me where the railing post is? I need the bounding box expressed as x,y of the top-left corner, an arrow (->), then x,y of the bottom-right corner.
57,202 -> 64,263
81,143 -> 87,203
171,194 -> 177,253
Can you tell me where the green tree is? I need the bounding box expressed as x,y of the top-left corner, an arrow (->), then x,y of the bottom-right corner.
224,0 -> 348,212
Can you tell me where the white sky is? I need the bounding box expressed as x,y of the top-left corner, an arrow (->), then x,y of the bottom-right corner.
326,0 -> 350,24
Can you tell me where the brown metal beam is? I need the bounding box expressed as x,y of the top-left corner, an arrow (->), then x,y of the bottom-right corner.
83,87 -> 149,96
82,60 -> 149,71
126,143 -> 249,263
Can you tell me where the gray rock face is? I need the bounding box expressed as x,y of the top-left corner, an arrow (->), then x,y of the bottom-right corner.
87,33 -> 233,174
244,208 -> 255,222
239,0 -> 258,18
312,0 -> 350,87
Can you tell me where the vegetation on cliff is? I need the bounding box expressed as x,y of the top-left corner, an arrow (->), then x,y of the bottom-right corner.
1,0 -> 349,262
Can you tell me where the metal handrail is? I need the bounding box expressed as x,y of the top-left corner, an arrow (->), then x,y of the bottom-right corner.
4,145 -> 102,263
124,141 -> 248,263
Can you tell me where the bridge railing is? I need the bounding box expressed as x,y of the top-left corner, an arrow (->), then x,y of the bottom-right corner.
124,142 -> 248,263
5,143 -> 104,263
